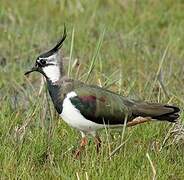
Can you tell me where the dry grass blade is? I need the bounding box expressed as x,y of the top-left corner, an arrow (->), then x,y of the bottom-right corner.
146,152 -> 156,180
159,121 -> 184,151
170,121 -> 184,144
157,69 -> 169,99
159,124 -> 175,151
109,138 -> 129,158
148,44 -> 169,100
85,28 -> 105,82
68,27 -> 75,77
121,114 -> 128,142
61,146 -> 74,157
103,120 -> 112,159
76,172 -> 80,180
38,76 -> 45,95
14,103 -> 39,142
109,116 -> 151,158
85,172 -> 89,180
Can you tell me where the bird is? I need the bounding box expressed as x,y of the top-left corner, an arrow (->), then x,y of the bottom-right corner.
25,27 -> 180,156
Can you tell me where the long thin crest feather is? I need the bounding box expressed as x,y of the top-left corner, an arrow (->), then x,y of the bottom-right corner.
39,25 -> 67,58
51,25 -> 67,52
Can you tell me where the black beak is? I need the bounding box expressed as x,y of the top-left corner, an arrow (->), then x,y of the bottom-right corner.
24,65 -> 38,76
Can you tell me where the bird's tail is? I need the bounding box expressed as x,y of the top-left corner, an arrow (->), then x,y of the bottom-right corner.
132,102 -> 180,122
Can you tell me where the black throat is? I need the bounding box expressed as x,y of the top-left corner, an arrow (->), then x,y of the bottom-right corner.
47,80 -> 64,114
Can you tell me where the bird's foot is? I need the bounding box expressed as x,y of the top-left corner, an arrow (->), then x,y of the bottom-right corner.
74,148 -> 82,159
73,137 -> 88,159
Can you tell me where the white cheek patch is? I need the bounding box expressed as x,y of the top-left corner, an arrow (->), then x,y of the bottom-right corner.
43,65 -> 60,82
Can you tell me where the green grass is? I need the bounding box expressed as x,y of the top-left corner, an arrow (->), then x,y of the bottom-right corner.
0,0 -> 184,179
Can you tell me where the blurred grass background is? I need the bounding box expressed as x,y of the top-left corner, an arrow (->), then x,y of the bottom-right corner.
0,0 -> 184,179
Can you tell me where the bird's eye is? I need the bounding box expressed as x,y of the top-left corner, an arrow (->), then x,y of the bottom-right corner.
40,59 -> 46,65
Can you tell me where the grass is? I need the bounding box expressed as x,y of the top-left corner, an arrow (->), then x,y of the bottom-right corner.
0,0 -> 184,179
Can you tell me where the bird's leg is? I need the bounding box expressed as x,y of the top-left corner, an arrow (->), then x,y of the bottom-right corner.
94,135 -> 102,153
80,136 -> 88,147
74,132 -> 88,158
127,116 -> 151,127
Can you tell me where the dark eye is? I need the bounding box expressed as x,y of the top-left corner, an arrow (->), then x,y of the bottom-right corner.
40,59 -> 46,65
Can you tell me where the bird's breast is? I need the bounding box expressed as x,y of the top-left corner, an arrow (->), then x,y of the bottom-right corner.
60,91 -> 104,132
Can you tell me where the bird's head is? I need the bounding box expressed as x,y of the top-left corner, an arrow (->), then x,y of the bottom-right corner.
25,26 -> 67,83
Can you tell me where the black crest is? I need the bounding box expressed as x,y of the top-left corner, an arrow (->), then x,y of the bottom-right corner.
39,25 -> 67,58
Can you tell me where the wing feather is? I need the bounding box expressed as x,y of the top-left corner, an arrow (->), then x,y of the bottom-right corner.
70,86 -> 132,125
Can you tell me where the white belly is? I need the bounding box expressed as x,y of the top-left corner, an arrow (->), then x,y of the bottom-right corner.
60,91 -> 104,132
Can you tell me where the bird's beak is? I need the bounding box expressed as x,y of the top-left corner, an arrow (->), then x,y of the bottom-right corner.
24,65 -> 38,76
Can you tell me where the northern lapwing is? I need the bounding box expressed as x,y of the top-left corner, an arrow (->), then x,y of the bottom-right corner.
25,27 -> 180,156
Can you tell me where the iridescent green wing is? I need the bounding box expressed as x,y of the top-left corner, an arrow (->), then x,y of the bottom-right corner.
70,85 -> 133,125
